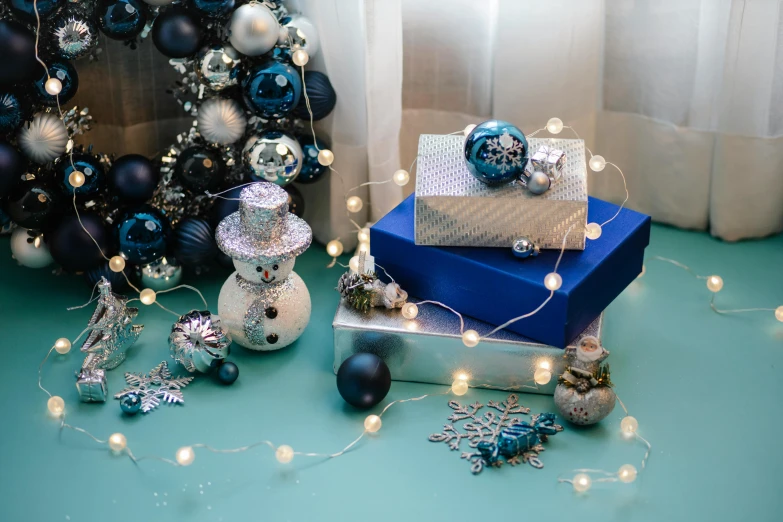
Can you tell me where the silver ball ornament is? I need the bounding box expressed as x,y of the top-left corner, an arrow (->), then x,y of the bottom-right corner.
243,131 -> 303,186
526,170 -> 551,195
18,113 -> 69,164
228,3 -> 279,57
197,98 -> 247,145
511,237 -> 539,259
10,228 -> 54,268
282,15 -> 320,57
195,45 -> 240,92
137,257 -> 183,291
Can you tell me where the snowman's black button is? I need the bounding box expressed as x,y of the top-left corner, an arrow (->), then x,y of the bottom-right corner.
265,307 -> 278,319
266,334 -> 278,344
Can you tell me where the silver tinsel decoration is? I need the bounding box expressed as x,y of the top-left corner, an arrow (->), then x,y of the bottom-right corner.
53,15 -> 98,60
114,361 -> 193,413
169,310 -> 231,373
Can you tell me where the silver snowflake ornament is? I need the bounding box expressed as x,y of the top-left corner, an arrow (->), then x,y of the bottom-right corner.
114,361 -> 194,413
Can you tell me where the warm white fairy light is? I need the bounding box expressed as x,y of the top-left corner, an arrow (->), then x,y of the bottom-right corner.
326,239 -> 343,257
47,396 -> 65,416
706,275 -> 723,293
139,288 -> 156,305
546,117 -> 564,134
346,196 -> 363,213
533,368 -> 552,385
538,360 -> 552,371
620,415 -> 639,438
463,124 -> 476,137
618,464 -> 637,483
68,171 -> 85,188
776,306 -> 783,322
572,473 -> 592,493
348,256 -> 360,273
44,77 -> 62,96
292,49 -> 309,66
544,272 -> 562,291
275,445 -> 294,463
364,415 -> 382,433
589,155 -> 606,172
109,256 -> 126,273
401,302 -> 418,320
461,329 -> 480,347
585,222 -> 602,240
176,446 -> 195,466
357,242 -> 370,254
54,338 -> 71,354
357,227 -> 371,243
108,433 -> 127,453
451,379 -> 469,396
317,149 -> 334,166
392,169 -> 410,186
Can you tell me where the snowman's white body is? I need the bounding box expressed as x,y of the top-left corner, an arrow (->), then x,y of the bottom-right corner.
218,258 -> 311,351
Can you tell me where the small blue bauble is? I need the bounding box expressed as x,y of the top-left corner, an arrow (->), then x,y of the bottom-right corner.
55,153 -> 104,196
241,60 -> 302,118
120,392 -> 142,414
190,0 -> 236,18
463,120 -> 529,185
294,134 -> 330,184
172,217 -> 217,267
97,0 -> 147,41
114,205 -> 171,265
49,213 -> 108,272
33,61 -> 79,106
107,154 -> 158,203
216,361 -> 239,384
152,8 -> 203,59
336,353 -> 392,409
292,71 -> 336,121
0,93 -> 25,135
9,0 -> 64,21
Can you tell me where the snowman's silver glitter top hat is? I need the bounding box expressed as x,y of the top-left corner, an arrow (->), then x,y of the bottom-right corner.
216,183 -> 312,264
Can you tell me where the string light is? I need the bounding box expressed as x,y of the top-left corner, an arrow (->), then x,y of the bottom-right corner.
292,49 -> 309,66
357,227 -> 371,243
392,169 -> 410,186
776,306 -> 783,322
589,155 -> 606,172
108,433 -> 127,453
364,415 -> 382,433
53,338 -> 71,354
326,239 -> 343,257
618,464 -> 637,483
451,379 -> 469,396
44,77 -> 62,96
585,222 -> 602,240
346,196 -> 363,213
544,272 -> 562,291
401,302 -> 419,320
275,445 -> 294,463
533,368 -> 552,385
68,171 -> 85,188
317,149 -> 334,166
620,415 -> 639,438
139,288 -> 156,305
176,446 -> 195,466
461,329 -> 480,347
572,473 -> 592,493
47,396 -> 65,416
463,124 -> 476,136
546,117 -> 564,134
109,256 -> 126,273
706,275 -> 723,293
348,256 -> 360,272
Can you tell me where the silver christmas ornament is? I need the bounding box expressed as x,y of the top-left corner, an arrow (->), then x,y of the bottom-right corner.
170,310 -> 231,373
18,113 -> 69,164
10,228 -> 53,268
115,361 -> 193,413
197,97 -> 247,145
52,15 -> 98,60
195,44 -> 240,92
137,257 -> 183,291
228,3 -> 279,57
511,237 -> 539,259
243,131 -> 303,186
525,170 -> 551,195
554,336 -> 615,425
282,14 -> 320,57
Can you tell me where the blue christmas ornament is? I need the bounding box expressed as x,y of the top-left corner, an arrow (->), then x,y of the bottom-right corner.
0,93 -> 25,135
152,8 -> 203,59
56,153 -> 104,196
294,134 -> 330,184
210,185 -> 243,227
114,205 -> 171,265
463,120 -> 529,185
119,392 -> 142,414
292,71 -> 336,121
190,0 -> 236,18
33,61 -> 79,106
0,20 -> 38,86
0,141 -> 25,198
84,261 -> 130,292
8,0 -> 64,21
49,213 -> 108,272
172,217 -> 217,267
97,0 -> 147,41
241,60 -> 301,118
216,361 -> 239,384
107,154 -> 159,203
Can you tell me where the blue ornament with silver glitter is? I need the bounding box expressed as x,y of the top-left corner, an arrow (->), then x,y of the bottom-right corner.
97,0 -> 147,41
241,60 -> 302,118
294,134 -> 330,184
119,392 -> 142,415
0,92 -> 25,134
463,120 -> 529,185
55,153 -> 104,196
33,61 -> 79,106
114,205 -> 172,265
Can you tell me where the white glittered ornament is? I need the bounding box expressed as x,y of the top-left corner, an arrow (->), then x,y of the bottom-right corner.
10,228 -> 54,269
18,113 -> 69,164
282,15 -> 320,57
228,3 -> 279,57
197,98 -> 247,146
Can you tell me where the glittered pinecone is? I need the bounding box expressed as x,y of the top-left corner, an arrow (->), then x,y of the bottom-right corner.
337,271 -> 360,299
576,379 -> 591,394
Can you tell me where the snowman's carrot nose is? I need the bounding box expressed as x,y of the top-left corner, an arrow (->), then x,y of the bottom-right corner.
265,270 -> 269,279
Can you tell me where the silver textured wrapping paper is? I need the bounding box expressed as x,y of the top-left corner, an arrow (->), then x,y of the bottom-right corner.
414,134 -> 587,250
333,298 -> 603,395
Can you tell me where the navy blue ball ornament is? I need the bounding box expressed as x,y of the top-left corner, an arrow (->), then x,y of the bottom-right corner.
49,213 -> 108,272
241,61 -> 302,118
34,61 -> 79,106
190,0 -> 236,18
114,205 -> 171,264
210,185 -> 242,227
292,71 -> 336,121
0,141 -> 25,198
172,217 -> 217,267
216,361 -> 239,384
120,392 -> 142,414
174,146 -> 224,193
107,154 -> 159,203
97,0 -> 148,41
284,184 -> 304,218
84,261 -> 130,291
295,134 -> 329,184
55,153 -> 104,196
0,93 -> 26,135
464,120 -> 529,185
51,12 -> 99,60
8,0 -> 64,21
152,9 -> 203,59
0,20 -> 38,86
336,353 -> 392,409
3,178 -> 60,230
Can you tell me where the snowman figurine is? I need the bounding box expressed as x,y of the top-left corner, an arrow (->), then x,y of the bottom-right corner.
216,183 -> 312,350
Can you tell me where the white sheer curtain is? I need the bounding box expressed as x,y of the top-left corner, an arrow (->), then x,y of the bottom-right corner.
398,0 -> 783,241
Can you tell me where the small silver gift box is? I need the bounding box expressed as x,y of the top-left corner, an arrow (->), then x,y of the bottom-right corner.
526,145 -> 566,180
333,297 -> 603,395
414,134 -> 587,250
75,367 -> 108,403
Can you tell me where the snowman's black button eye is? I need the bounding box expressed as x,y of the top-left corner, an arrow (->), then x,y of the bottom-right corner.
256,266 -> 263,272
273,264 -> 279,271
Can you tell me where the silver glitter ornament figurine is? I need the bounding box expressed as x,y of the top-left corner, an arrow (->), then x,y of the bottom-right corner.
512,237 -> 539,259
216,183 -> 312,351
170,310 -> 231,373
554,336 -> 616,425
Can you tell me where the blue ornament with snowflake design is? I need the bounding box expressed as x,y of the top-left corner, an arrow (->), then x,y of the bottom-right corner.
463,120 -> 529,185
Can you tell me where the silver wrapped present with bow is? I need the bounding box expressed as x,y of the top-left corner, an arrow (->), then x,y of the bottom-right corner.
525,145 -> 566,181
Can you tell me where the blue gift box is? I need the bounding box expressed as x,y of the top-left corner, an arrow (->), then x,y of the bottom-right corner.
371,194 -> 651,347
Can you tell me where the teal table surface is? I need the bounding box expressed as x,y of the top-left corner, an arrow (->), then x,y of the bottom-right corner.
1,225 -> 782,522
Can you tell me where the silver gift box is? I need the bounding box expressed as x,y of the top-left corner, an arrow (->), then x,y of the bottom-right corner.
414,134 -> 587,250
526,145 -> 566,180
333,298 -> 603,395
75,367 -> 108,403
